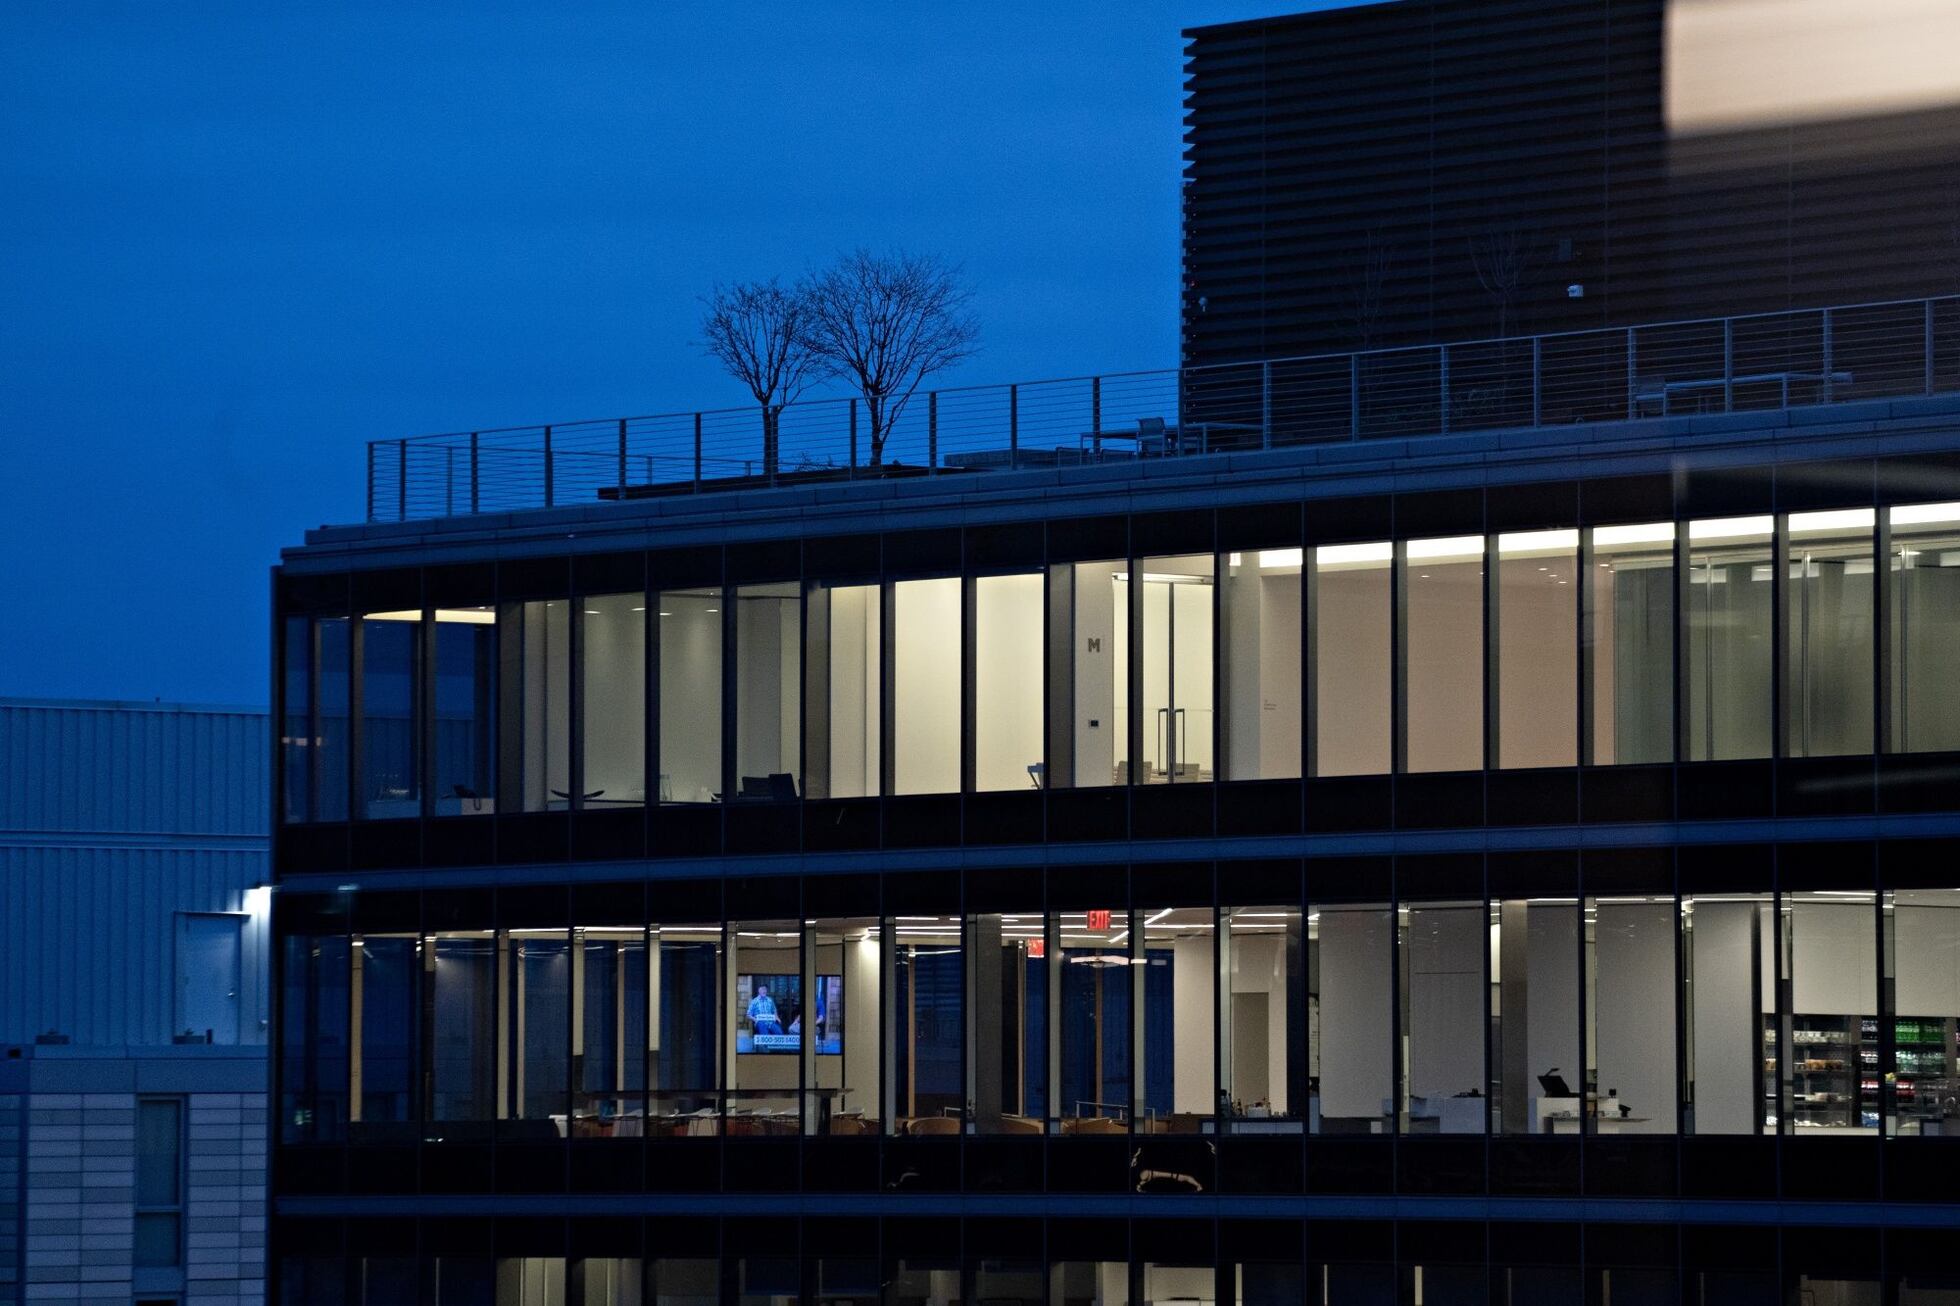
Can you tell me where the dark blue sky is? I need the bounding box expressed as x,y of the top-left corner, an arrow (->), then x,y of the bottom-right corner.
1,2 -> 1366,706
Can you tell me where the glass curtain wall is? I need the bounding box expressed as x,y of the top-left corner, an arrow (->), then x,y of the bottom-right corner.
1136,555 -> 1215,784
1222,549 -> 1302,780
1586,523 -> 1676,765
886,915 -> 963,1133
732,584 -> 799,802
317,616 -> 351,821
1682,892 -> 1774,1134
1310,543 -> 1393,776
804,582 -> 880,799
573,925 -> 648,1137
650,918 -> 721,1133
1057,908 -> 1133,1132
1048,560 -> 1129,788
1685,517 -> 1774,761
579,595 -> 646,807
359,611 -> 421,819
1493,530 -> 1578,768
350,929 -> 417,1142
728,919 -> 801,1131
571,1259 -> 642,1305
973,572 -> 1045,791
1784,510 -> 1875,757
1400,901 -> 1486,1133
804,916 -> 878,1135
426,929 -> 499,1138
1138,904 -> 1214,1131
1885,889 -> 1960,1136
1586,895 -> 1678,1134
1401,537 -> 1485,772
282,618 -> 312,823
968,905 -> 1047,1134
279,932 -> 349,1143
1219,905 -> 1304,1131
1890,502 -> 1960,753
504,928 -> 572,1136
1311,902 -> 1394,1134
500,600 -> 571,811
1492,898 -> 1581,1135
432,608 -> 497,815
892,578 -> 962,795
1779,891 -> 1878,1133
657,589 -> 721,805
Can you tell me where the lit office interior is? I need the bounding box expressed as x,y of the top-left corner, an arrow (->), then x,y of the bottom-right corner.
280,504 -> 1960,823
279,887 -> 1960,1143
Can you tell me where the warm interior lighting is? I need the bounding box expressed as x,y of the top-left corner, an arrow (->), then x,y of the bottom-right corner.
1497,529 -> 1578,558
1688,515 -> 1774,542
363,609 -> 423,622
1314,541 -> 1392,570
1788,508 -> 1876,535
1892,501 -> 1960,528
1592,522 -> 1675,548
432,607 -> 495,624
1405,535 -> 1484,563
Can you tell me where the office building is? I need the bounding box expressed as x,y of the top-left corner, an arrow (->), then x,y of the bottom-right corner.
268,3 -> 1960,1299
0,698 -> 271,1306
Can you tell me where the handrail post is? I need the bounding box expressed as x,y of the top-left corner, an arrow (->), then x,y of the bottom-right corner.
692,413 -> 703,491
542,426 -> 554,508
928,391 -> 938,471
849,399 -> 858,472
1260,361 -> 1273,449
1625,326 -> 1637,421
469,432 -> 480,514
1927,299 -> 1938,395
396,439 -> 407,521
1438,345 -> 1450,434
617,418 -> 629,496
1349,353 -> 1361,439
1821,308 -> 1835,404
1009,384 -> 1019,469
366,443 -> 375,522
1531,337 -> 1542,426
1724,318 -> 1735,413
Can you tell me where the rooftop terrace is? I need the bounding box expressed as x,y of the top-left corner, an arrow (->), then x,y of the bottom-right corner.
364,294 -> 1960,526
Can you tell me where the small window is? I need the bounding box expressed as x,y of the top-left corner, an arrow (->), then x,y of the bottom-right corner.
134,1098 -> 183,1268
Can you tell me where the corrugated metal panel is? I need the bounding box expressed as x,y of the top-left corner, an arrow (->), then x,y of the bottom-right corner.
0,700 -> 268,837
0,700 -> 270,1048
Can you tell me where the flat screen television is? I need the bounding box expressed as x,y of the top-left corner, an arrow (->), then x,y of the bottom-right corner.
735,972 -> 843,1055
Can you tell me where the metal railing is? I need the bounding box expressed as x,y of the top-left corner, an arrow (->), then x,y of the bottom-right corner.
365,294 -> 1960,523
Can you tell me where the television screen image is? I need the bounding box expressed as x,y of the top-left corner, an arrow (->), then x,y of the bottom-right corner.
736,973 -> 843,1055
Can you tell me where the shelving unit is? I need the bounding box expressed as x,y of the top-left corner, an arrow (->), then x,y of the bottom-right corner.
1771,1015 -> 1874,1130
1880,1016 -> 1960,1133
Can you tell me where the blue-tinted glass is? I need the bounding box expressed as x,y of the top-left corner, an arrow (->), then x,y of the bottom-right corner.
1143,947 -> 1175,1120
510,935 -> 571,1120
279,934 -> 348,1144
283,616 -> 311,822
359,615 -> 419,819
433,612 -> 496,815
1024,952 -> 1048,1119
356,935 -> 416,1135
317,617 -> 350,821
428,936 -> 497,1122
896,944 -> 963,1120
655,935 -> 720,1114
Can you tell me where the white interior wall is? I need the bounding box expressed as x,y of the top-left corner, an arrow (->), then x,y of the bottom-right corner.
1404,558 -> 1483,772
1594,902 -> 1675,1129
581,600 -> 644,800
734,596 -> 797,781
1690,900 -> 1762,1134
1407,908 -> 1485,1100
975,574 -> 1045,791
893,578 -> 961,794
1258,573 -> 1302,777
1229,932 -> 1291,1110
1896,895 -> 1960,1016
1497,558 -> 1577,767
1790,899 -> 1877,1015
1314,563 -> 1391,775
1523,905 -> 1580,1114
826,586 -> 879,798
1170,935 -> 1215,1115
657,595 -> 721,803
1317,909 -> 1392,1119
844,932 -> 881,1117
1071,563 -> 1122,785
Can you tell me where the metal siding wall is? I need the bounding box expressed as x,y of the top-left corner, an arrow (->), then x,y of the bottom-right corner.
0,701 -> 270,1048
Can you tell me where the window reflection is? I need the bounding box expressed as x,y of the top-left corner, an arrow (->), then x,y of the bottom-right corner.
504,928 -> 572,1135
1586,523 -> 1675,765
351,931 -> 417,1143
426,930 -> 499,1137
651,918 -> 721,1134
574,926 -> 648,1138
433,607 -> 497,815
279,933 -> 348,1143
360,610 -> 422,819
1685,517 -> 1773,761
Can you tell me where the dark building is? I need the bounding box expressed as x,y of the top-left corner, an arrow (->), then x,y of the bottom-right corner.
1180,0 -> 1960,369
269,4 -> 1960,1302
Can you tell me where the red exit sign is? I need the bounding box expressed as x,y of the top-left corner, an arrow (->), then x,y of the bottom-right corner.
1028,939 -> 1045,959
1086,909 -> 1112,931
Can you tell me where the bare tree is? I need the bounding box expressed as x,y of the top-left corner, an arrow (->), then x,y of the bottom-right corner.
802,249 -> 980,467
1347,230 -> 1393,351
699,278 -> 830,476
1469,224 -> 1540,339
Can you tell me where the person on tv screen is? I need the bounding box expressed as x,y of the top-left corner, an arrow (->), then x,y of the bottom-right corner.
747,983 -> 783,1037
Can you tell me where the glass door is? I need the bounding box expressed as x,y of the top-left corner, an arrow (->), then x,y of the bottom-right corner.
1137,554 -> 1215,784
